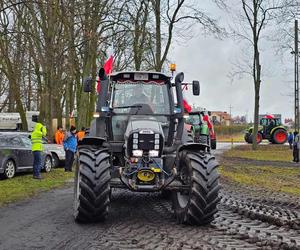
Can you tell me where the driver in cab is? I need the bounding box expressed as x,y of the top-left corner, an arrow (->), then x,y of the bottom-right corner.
128,84 -> 154,114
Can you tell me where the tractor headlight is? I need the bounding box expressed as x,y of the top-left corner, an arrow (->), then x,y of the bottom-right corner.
132,150 -> 143,157
149,150 -> 159,157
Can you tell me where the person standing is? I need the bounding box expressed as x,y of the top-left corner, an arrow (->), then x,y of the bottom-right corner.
288,132 -> 293,149
77,127 -> 85,141
63,125 -> 77,172
31,121 -> 47,179
55,126 -> 64,145
293,131 -> 299,163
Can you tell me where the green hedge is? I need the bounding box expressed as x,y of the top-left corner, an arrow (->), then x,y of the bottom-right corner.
214,125 -> 248,135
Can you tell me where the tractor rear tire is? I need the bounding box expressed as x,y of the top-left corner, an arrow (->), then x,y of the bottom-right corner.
272,129 -> 288,144
172,150 -> 220,225
74,148 -> 111,223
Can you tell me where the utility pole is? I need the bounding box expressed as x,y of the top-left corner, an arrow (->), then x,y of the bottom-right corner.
295,20 -> 299,131
229,104 -> 233,125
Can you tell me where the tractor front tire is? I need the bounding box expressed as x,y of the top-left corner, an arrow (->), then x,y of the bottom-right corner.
244,133 -> 251,143
210,139 -> 217,149
74,148 -> 111,223
172,150 -> 220,225
272,129 -> 288,144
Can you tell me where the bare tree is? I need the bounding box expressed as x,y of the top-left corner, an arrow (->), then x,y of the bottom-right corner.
150,0 -> 222,71
233,0 -> 294,150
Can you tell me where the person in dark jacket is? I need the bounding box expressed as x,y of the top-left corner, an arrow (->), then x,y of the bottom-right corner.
293,131 -> 299,163
63,125 -> 77,172
288,132 -> 293,149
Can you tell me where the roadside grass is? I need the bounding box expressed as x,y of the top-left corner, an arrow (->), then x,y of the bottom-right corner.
0,169 -> 73,206
223,144 -> 291,162
220,144 -> 300,196
217,133 -> 244,142
220,165 -> 300,196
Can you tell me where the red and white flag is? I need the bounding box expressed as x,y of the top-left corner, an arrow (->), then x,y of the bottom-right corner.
97,55 -> 114,93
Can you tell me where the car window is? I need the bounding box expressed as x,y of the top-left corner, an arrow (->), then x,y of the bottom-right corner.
0,136 -> 23,147
20,136 -> 32,148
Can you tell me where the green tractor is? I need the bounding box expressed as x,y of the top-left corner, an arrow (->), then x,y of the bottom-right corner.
73,69 -> 220,225
184,111 -> 217,149
244,115 -> 287,144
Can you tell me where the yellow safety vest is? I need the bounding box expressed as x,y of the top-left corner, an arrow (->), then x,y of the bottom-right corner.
31,123 -> 47,151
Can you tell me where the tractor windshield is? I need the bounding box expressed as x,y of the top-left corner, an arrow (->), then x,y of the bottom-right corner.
112,82 -> 171,115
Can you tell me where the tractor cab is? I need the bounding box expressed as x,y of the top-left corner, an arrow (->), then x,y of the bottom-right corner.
109,72 -> 173,143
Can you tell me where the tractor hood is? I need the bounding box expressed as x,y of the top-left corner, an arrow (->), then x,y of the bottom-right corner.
124,116 -> 164,139
246,126 -> 263,133
124,116 -> 164,158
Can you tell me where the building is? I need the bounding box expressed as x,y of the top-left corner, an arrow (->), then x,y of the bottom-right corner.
211,111 -> 232,126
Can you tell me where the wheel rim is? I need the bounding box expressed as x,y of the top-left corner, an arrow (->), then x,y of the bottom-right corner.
256,134 -> 262,143
5,161 -> 15,178
176,163 -> 190,208
53,155 -> 58,167
274,131 -> 287,143
45,157 -> 52,172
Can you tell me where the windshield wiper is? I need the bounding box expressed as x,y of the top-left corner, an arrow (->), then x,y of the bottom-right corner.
113,105 -> 142,109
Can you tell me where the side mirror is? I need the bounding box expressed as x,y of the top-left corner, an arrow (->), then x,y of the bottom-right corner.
83,77 -> 93,92
175,72 -> 184,84
192,80 -> 200,95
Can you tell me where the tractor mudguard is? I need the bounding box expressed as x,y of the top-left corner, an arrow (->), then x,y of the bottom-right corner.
270,126 -> 286,135
246,126 -> 263,134
78,136 -> 106,147
177,143 -> 208,154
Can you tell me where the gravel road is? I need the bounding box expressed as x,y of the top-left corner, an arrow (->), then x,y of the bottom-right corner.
0,143 -> 299,250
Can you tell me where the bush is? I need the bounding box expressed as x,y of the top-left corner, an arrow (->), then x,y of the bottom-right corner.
214,125 -> 248,135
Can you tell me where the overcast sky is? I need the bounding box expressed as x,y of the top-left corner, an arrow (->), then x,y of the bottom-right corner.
170,1 -> 295,122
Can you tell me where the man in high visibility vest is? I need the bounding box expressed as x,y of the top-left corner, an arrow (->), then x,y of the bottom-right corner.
31,121 -> 47,179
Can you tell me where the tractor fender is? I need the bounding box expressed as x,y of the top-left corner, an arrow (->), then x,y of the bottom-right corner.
176,143 -> 209,170
270,126 -> 286,135
177,143 -> 208,154
246,126 -> 263,134
78,136 -> 106,147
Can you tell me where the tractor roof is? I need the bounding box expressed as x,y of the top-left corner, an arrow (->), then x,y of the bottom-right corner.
110,71 -> 171,82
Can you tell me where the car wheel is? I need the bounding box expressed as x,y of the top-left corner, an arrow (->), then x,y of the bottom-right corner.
52,154 -> 59,168
3,160 -> 16,179
43,156 -> 52,173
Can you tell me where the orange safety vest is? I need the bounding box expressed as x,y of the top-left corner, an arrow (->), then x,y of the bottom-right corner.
77,131 -> 85,141
55,130 -> 64,145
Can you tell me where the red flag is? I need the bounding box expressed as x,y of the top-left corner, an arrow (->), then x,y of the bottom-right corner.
183,99 -> 192,113
203,114 -> 212,129
97,56 -> 114,93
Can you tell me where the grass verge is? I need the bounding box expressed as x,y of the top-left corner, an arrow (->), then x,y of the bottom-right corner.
220,144 -> 300,196
0,169 -> 74,206
220,165 -> 300,196
223,144 -> 291,162
217,133 -> 245,142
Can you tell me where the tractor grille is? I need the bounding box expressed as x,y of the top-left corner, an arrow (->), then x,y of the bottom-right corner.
138,134 -> 155,150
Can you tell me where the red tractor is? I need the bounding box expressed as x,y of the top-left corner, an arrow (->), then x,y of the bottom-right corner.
244,115 -> 288,144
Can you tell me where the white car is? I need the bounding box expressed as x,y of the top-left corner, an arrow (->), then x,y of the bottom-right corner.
42,138 -> 65,167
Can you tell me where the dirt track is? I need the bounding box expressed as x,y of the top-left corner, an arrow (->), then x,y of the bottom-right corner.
0,143 -> 299,250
